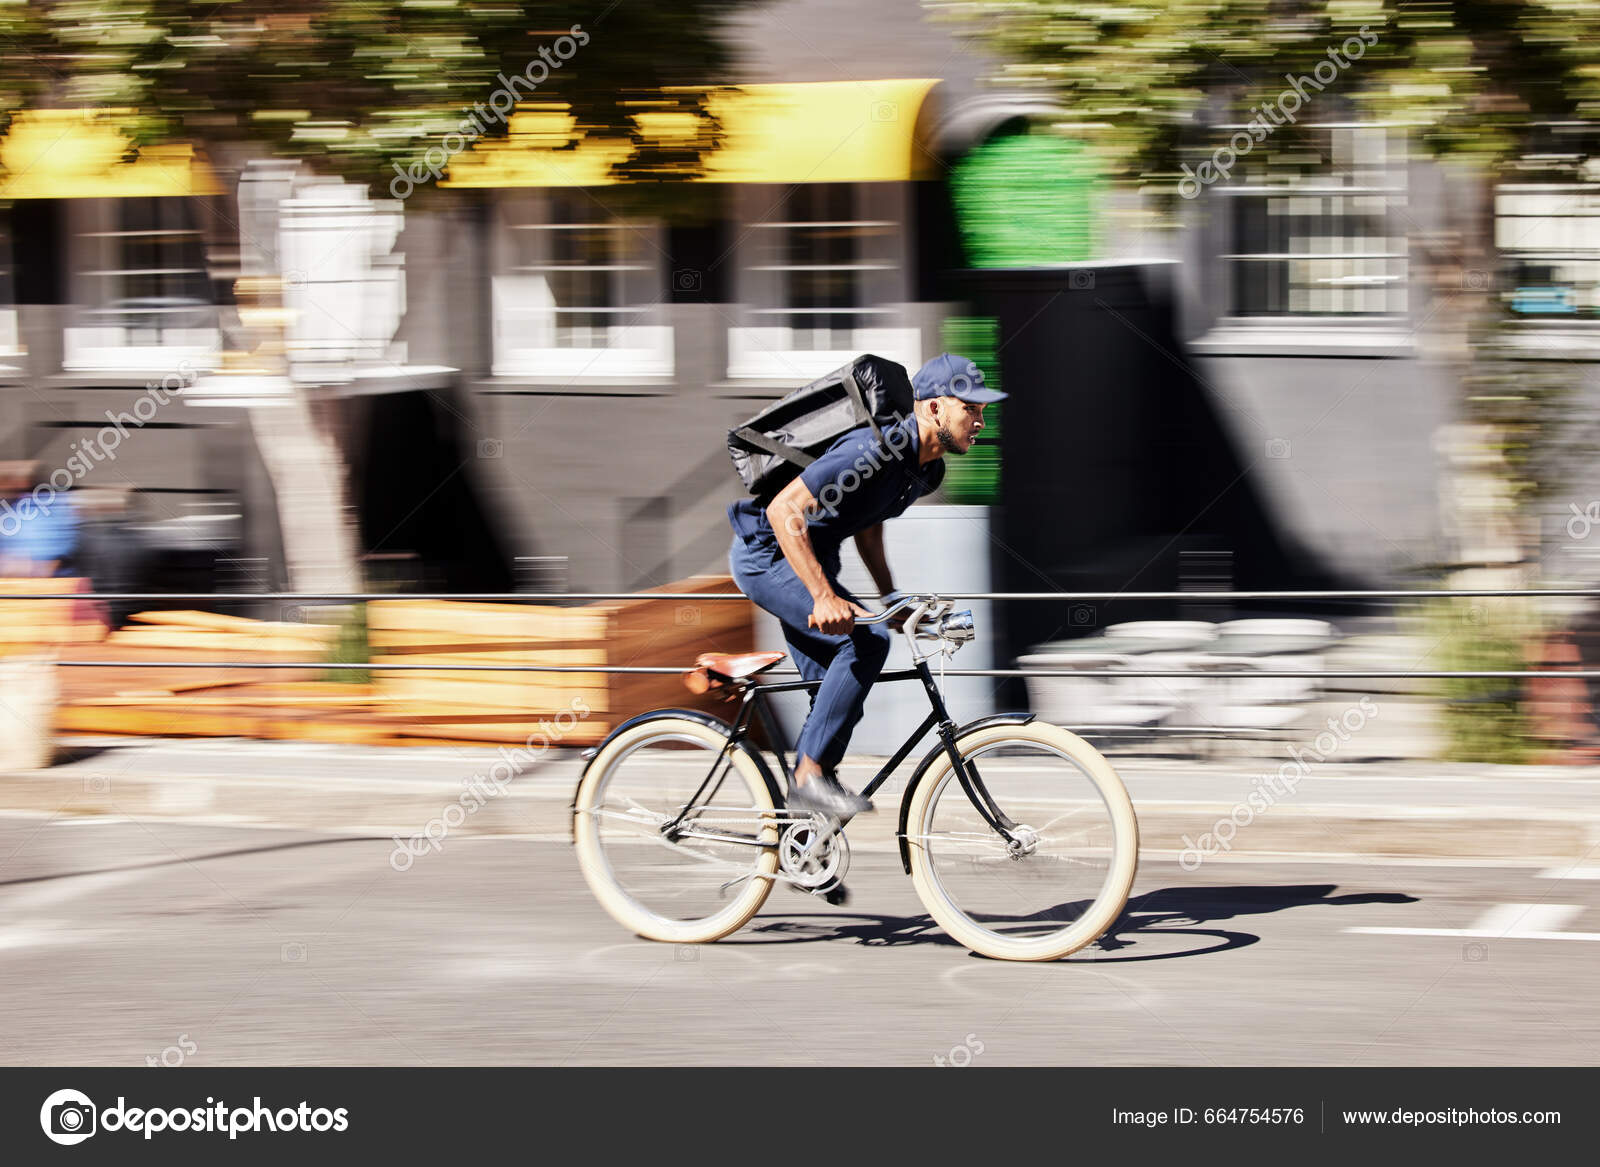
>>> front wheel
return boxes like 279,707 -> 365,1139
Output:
903,722 -> 1138,961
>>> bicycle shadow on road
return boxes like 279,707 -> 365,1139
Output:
735,906 -> 968,949
1076,884 -> 1419,963
733,884 -> 1417,961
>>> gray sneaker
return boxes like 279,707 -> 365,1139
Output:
785,772 -> 873,820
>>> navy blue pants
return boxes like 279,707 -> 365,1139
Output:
728,534 -> 891,770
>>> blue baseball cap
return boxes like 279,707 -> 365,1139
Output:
911,353 -> 1006,403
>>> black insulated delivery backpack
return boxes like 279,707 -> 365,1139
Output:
727,354 -> 915,503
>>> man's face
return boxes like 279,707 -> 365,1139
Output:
934,397 -> 987,455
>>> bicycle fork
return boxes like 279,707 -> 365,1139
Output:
913,662 -> 1022,848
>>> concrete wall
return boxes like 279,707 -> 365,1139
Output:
1189,351 -> 1452,582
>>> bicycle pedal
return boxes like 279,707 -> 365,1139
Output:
787,880 -> 849,905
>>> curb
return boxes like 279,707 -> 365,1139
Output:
4,766 -> 1597,864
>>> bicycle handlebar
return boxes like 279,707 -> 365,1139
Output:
802,594 -> 974,654
801,593 -> 932,628
853,594 -> 926,626
806,593 -> 964,633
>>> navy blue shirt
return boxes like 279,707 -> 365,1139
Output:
728,414 -> 944,569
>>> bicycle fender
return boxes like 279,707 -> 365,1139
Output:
895,713 -> 1036,874
571,707 -> 783,843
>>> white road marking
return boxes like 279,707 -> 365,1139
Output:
1538,866 -> 1600,880
1347,902 -> 1600,941
1472,903 -> 1582,935
0,923 -> 84,952
1136,849 -> 1554,870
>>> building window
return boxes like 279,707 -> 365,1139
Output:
88,197 -> 214,340
1221,126 -> 1408,318
1496,183 -> 1600,316
730,182 -> 918,378
63,196 -> 221,372
492,189 -> 670,378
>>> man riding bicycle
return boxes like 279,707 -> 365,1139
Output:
726,353 -> 1005,820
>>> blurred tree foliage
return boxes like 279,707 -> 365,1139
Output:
951,133 -> 1099,265
0,0 -> 762,197
925,0 -> 1600,184
1423,595 -> 1537,762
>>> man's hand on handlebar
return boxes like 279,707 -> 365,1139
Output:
807,592 -> 873,635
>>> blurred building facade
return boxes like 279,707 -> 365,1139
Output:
0,0 -> 1595,625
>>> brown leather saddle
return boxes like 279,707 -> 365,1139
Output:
682,650 -> 786,694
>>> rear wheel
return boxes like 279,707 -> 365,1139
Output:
904,722 -> 1138,961
573,715 -> 779,944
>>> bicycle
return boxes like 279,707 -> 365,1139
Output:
571,594 -> 1139,961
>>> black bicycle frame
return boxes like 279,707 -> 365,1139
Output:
669,659 -> 1020,845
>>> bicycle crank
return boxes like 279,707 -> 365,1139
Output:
779,819 -> 850,892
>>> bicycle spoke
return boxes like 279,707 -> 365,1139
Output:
915,733 -> 1129,951
576,724 -> 777,931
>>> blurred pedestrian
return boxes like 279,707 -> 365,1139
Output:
0,460 -> 80,578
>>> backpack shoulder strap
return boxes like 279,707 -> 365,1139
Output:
729,425 -> 817,469
842,369 -> 884,443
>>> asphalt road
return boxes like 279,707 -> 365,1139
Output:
2,813 -> 1598,1066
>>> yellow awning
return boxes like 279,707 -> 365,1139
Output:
443,79 -> 943,188
0,109 -> 224,199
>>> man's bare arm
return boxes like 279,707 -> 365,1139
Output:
853,523 -> 909,630
766,477 -> 870,634
853,523 -> 894,597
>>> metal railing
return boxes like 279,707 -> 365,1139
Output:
16,587 -> 1598,679
9,589 -> 1600,601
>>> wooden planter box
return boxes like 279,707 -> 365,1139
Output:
368,576 -> 755,745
